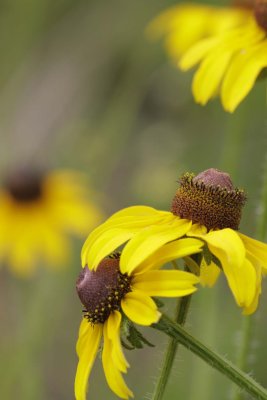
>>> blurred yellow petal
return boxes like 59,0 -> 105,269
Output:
120,218 -> 191,274
121,290 -> 161,326
107,311 -> 129,373
239,232 -> 267,272
132,270 -> 199,297
75,323 -> 102,400
102,323 -> 133,399
179,37 -> 218,70
222,41 -> 267,112
147,4 -> 250,58
200,260 -> 221,287
134,237 -> 203,274
192,47 -> 234,104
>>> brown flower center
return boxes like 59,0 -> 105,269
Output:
4,169 -> 43,202
171,168 -> 246,230
76,254 -> 132,324
254,0 -> 267,31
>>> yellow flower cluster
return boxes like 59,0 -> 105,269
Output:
148,2 -> 267,112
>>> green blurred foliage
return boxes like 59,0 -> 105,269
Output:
0,0 -> 267,399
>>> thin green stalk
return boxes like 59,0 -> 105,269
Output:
152,295 -> 191,400
153,314 -> 267,400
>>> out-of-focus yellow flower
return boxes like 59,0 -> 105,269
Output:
76,244 -> 201,399
82,168 -> 267,315
148,1 -> 267,112
0,168 -> 102,276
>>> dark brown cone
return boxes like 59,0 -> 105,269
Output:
171,169 -> 246,230
4,168 -> 43,202
254,0 -> 267,31
76,256 -> 131,324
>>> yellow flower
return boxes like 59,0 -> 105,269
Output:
148,1 -> 267,112
0,168 -> 102,276
76,245 -> 201,399
82,168 -> 267,315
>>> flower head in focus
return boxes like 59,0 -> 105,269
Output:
0,167 -> 102,276
82,168 -> 267,315
75,246 -> 201,399
148,1 -> 267,112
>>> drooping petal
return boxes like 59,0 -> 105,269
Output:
191,228 -> 246,268
242,257 -> 262,315
238,232 -> 267,272
222,258 -> 257,309
76,318 -> 91,357
106,311 -> 129,373
134,237 -> 204,274
199,260 -> 221,287
222,41 -> 267,112
132,270 -> 199,297
81,206 -> 171,268
195,229 -> 256,308
75,323 -> 102,400
121,290 -> 161,326
120,218 -> 191,275
102,323 -> 133,399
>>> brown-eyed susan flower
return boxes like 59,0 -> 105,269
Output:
75,244 -> 201,399
147,1 -> 267,112
0,167 -> 102,276
82,168 -> 267,315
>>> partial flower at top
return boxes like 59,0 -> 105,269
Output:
82,168 -> 267,315
0,167 -> 102,276
75,243 -> 201,399
147,1 -> 267,112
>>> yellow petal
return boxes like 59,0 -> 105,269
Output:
188,224 -> 207,235
106,311 -> 129,373
239,232 -> 267,272
198,229 -> 256,308
179,37 -> 219,70
192,47 -> 233,105
132,270 -> 199,297
121,290 -> 161,326
83,228 -> 135,270
200,260 -> 221,287
242,258 -> 262,315
134,237 -> 203,274
76,318 -> 91,357
102,323 -> 133,399
105,205 -> 169,220
222,40 -> 267,112
81,206 -> 171,268
120,218 -> 191,274
192,228 -> 246,268
75,323 -> 102,400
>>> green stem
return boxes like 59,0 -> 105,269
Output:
153,314 -> 267,400
151,295 -> 191,400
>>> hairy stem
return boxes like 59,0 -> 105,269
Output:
153,314 -> 267,400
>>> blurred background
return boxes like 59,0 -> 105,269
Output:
0,0 -> 267,399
